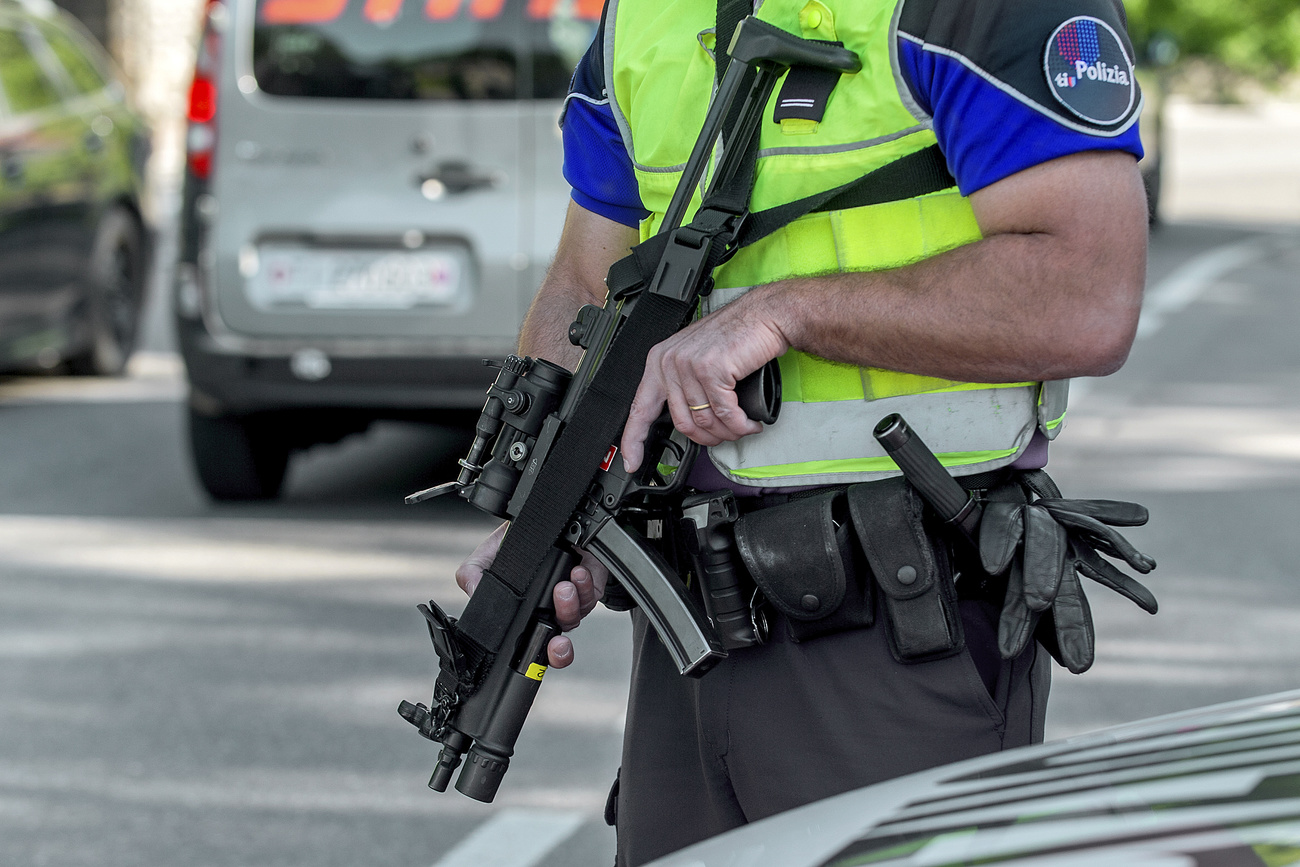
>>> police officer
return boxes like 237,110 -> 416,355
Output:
457,0 -> 1155,863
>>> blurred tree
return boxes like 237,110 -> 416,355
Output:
1125,0 -> 1300,79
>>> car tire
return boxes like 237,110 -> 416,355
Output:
188,409 -> 291,501
68,207 -> 145,376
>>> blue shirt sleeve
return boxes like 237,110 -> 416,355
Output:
560,32 -> 647,228
559,3 -> 1145,218
898,39 -> 1143,196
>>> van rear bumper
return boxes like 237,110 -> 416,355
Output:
179,326 -> 500,418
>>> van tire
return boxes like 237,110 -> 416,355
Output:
188,409 -> 291,500
68,207 -> 145,376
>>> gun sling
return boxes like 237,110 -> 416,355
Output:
451,17 -> 960,692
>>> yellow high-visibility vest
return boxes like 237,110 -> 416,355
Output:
605,0 -> 1067,486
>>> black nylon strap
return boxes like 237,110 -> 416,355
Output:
455,290 -> 693,657
736,144 -> 956,250
773,62 -> 841,123
715,0 -> 750,84
609,145 -> 955,295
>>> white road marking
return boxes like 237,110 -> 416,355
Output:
0,762 -> 606,817
431,809 -> 586,867
1135,236 -> 1275,339
1073,233 -> 1285,405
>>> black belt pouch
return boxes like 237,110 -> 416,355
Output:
848,478 -> 963,663
733,490 -> 873,642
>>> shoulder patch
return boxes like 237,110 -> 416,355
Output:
1044,16 -> 1135,125
898,0 -> 1142,135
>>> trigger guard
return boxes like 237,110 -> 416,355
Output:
653,439 -> 700,492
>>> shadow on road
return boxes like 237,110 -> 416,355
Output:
0,386 -> 480,523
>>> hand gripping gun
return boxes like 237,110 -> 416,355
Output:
397,18 -> 861,803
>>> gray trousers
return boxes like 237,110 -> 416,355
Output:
612,599 -> 1050,866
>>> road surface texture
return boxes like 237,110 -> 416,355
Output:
1,101 -> 1299,865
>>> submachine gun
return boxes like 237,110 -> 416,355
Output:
397,18 -> 862,802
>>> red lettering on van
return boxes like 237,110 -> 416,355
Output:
364,0 -> 404,23
425,0 -> 460,19
259,0 -> 347,24
469,0 -> 506,18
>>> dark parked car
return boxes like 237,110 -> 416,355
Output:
649,689 -> 1300,866
0,0 -> 151,375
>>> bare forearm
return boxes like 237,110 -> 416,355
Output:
747,151 -> 1148,382
517,273 -> 590,370
764,229 -> 1143,382
517,202 -> 637,371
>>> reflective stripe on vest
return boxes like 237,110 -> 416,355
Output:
606,0 -> 1068,486
712,384 -> 1040,486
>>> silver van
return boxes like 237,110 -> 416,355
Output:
174,0 -> 597,499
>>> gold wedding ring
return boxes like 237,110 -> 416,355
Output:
688,402 -> 712,411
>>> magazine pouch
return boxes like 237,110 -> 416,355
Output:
848,478 -> 963,662
733,490 -> 872,642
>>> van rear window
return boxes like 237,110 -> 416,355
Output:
252,0 -> 598,100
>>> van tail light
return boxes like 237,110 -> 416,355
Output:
188,77 -> 216,123
186,1 -> 225,180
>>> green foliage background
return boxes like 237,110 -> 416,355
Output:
1124,0 -> 1300,79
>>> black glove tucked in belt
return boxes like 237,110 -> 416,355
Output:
978,470 -> 1157,674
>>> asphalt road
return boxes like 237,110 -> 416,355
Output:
2,219 -> 1299,866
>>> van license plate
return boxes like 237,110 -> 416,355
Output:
246,246 -> 466,310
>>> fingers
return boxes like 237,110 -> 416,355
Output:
660,348 -> 762,447
553,556 -> 608,633
1044,506 -> 1156,573
554,565 -> 599,631
576,548 -> 611,598
997,559 -> 1036,660
548,556 -> 610,668
455,522 -> 509,596
622,363 -> 762,472
1037,497 -> 1148,527
980,502 -> 1024,575
1073,542 -> 1159,614
668,393 -> 762,449
621,307 -> 782,472
621,376 -> 664,473
1021,503 -> 1067,611
547,635 -> 575,668
1050,566 -> 1095,674
660,339 -> 764,445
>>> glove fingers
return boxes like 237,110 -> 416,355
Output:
1038,498 -> 1149,527
1021,503 -> 1067,612
1042,507 -> 1156,573
998,559 -> 1036,660
1074,542 -> 1159,614
1052,565 -> 1095,674
980,501 -> 1025,576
